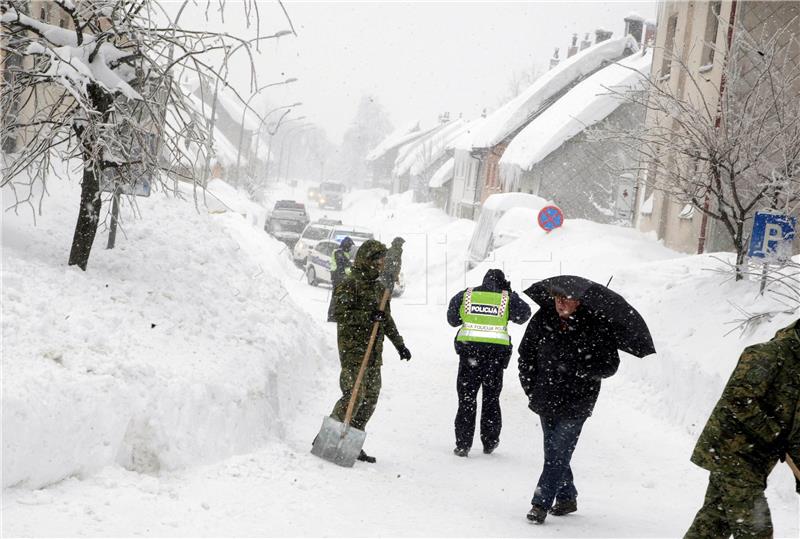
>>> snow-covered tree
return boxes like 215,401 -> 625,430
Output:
1,0 -> 291,270
336,94 -> 393,186
598,22 -> 800,280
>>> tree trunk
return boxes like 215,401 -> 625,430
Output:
734,220 -> 746,281
67,162 -> 102,270
68,82 -> 112,271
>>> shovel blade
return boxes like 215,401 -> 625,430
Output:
310,416 -> 366,468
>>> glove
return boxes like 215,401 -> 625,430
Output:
370,310 -> 387,322
397,345 -> 412,361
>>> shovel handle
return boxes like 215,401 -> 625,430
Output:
787,455 -> 800,481
343,288 -> 392,428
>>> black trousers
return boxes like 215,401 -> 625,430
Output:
454,353 -> 505,450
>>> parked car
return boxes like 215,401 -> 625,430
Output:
304,240 -> 339,286
264,200 -> 309,248
318,182 -> 346,210
292,220 -> 338,266
304,227 -> 374,286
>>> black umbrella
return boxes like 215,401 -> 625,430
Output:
524,275 -> 656,358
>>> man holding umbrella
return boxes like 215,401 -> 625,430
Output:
518,275 -> 655,524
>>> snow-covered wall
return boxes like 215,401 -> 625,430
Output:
1,176 -> 331,488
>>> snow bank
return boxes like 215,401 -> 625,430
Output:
1,175 -> 330,489
500,50 -> 652,176
469,216 -> 799,436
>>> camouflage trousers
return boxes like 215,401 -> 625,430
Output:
330,352 -> 382,431
684,472 -> 773,539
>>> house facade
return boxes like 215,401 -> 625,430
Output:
635,0 -> 800,254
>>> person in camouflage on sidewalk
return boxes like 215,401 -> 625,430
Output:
330,239 -> 412,463
685,319 -> 800,539
380,237 -> 405,292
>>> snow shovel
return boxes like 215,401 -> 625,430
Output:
311,288 -> 391,467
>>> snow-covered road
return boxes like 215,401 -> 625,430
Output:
3,182 -> 798,537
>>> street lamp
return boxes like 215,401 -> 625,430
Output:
234,78 -> 299,180
255,103 -> 303,180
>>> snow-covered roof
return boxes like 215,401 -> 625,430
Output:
393,119 -> 468,177
452,116 -> 489,151
464,35 -> 639,150
428,157 -> 455,188
366,121 -> 428,162
500,51 -> 652,175
216,88 -> 261,131
183,93 -> 239,168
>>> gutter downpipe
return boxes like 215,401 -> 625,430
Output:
697,0 -> 737,254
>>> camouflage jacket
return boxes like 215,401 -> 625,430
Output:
691,320 -> 800,484
334,240 -> 404,365
382,244 -> 403,284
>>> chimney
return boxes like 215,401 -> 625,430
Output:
644,20 -> 657,48
549,47 -> 560,70
580,32 -> 592,51
624,12 -> 645,45
595,28 -> 613,43
567,33 -> 579,58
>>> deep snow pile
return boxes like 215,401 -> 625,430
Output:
471,210 -> 799,443
1,175 -> 331,489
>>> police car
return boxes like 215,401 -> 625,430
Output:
303,226 -> 372,286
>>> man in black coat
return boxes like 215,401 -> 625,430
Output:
447,269 -> 531,457
518,292 -> 620,524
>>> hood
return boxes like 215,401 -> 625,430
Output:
353,239 -> 387,280
391,237 -> 405,247
482,269 -> 509,291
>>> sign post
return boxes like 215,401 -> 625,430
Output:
537,205 -> 564,233
747,211 -> 796,294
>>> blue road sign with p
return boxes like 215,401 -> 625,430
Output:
748,211 -> 796,262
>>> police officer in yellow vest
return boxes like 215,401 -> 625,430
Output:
327,236 -> 355,322
447,269 -> 531,457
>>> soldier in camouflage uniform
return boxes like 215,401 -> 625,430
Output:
380,237 -> 405,292
331,239 -> 412,463
685,320 -> 800,539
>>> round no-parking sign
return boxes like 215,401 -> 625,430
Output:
537,205 -> 564,232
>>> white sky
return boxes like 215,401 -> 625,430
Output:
206,1 -> 659,143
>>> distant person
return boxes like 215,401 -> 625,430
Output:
684,320 -> 800,539
518,288 -> 621,524
381,237 -> 405,292
447,269 -> 530,457
327,236 -> 354,322
330,239 -> 412,463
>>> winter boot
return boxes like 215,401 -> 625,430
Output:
482,441 -> 499,455
357,450 -> 376,463
550,498 -> 577,516
453,447 -> 469,458
527,504 -> 547,524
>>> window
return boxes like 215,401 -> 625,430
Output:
302,226 -> 330,241
701,2 -> 721,68
660,14 -> 678,79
